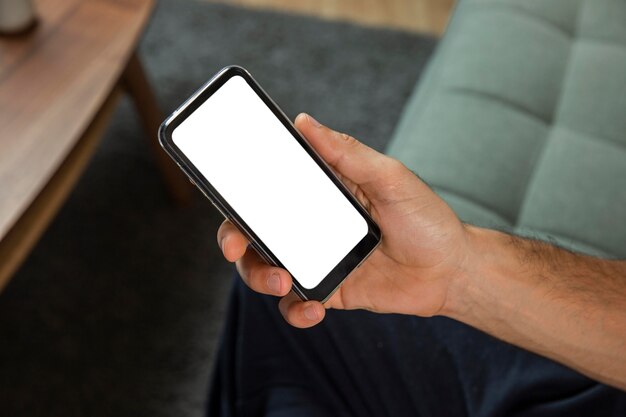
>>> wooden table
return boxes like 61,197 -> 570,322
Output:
0,0 -> 191,291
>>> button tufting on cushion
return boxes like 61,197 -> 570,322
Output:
387,0 -> 626,258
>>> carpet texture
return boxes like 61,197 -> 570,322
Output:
0,1 -> 435,415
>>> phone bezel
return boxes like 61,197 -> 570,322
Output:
158,65 -> 381,302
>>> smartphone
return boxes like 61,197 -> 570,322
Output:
159,66 -> 381,302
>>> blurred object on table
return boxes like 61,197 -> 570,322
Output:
0,0 -> 37,35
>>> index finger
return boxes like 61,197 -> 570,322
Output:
217,220 -> 249,262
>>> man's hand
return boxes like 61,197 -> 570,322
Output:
217,113 -> 470,328
217,113 -> 626,390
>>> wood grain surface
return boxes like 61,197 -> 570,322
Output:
203,0 -> 456,35
0,0 -> 156,290
0,0 -> 154,243
0,86 -> 123,291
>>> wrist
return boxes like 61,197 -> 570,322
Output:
439,224 -> 508,321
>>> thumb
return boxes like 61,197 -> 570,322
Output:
294,113 -> 396,199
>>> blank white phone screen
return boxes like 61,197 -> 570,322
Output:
172,76 -> 368,289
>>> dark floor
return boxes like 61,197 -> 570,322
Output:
0,1 -> 435,415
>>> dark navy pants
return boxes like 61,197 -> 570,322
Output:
207,277 -> 626,416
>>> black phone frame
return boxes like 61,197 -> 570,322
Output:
158,65 -> 381,302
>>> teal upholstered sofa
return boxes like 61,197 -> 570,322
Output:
387,0 -> 626,258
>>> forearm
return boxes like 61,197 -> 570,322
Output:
445,226 -> 626,390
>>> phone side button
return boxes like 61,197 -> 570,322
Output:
188,179 -> 230,220
211,201 -> 230,220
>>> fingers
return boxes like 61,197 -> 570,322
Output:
218,220 -> 291,296
218,220 -> 325,327
235,247 -> 291,297
217,220 -> 249,262
294,113 -> 398,201
278,292 -> 326,328
234,247 -> 325,327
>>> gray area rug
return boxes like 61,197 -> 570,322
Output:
0,1 -> 435,415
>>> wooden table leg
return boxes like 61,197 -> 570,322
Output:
121,51 -> 192,205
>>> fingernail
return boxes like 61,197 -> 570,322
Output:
307,114 -> 321,128
304,305 -> 319,321
267,272 -> 281,294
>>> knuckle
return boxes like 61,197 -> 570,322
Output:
249,266 -> 266,287
340,132 -> 359,147
386,157 -> 405,171
384,157 -> 408,178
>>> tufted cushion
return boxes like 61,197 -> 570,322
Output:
387,0 -> 626,258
